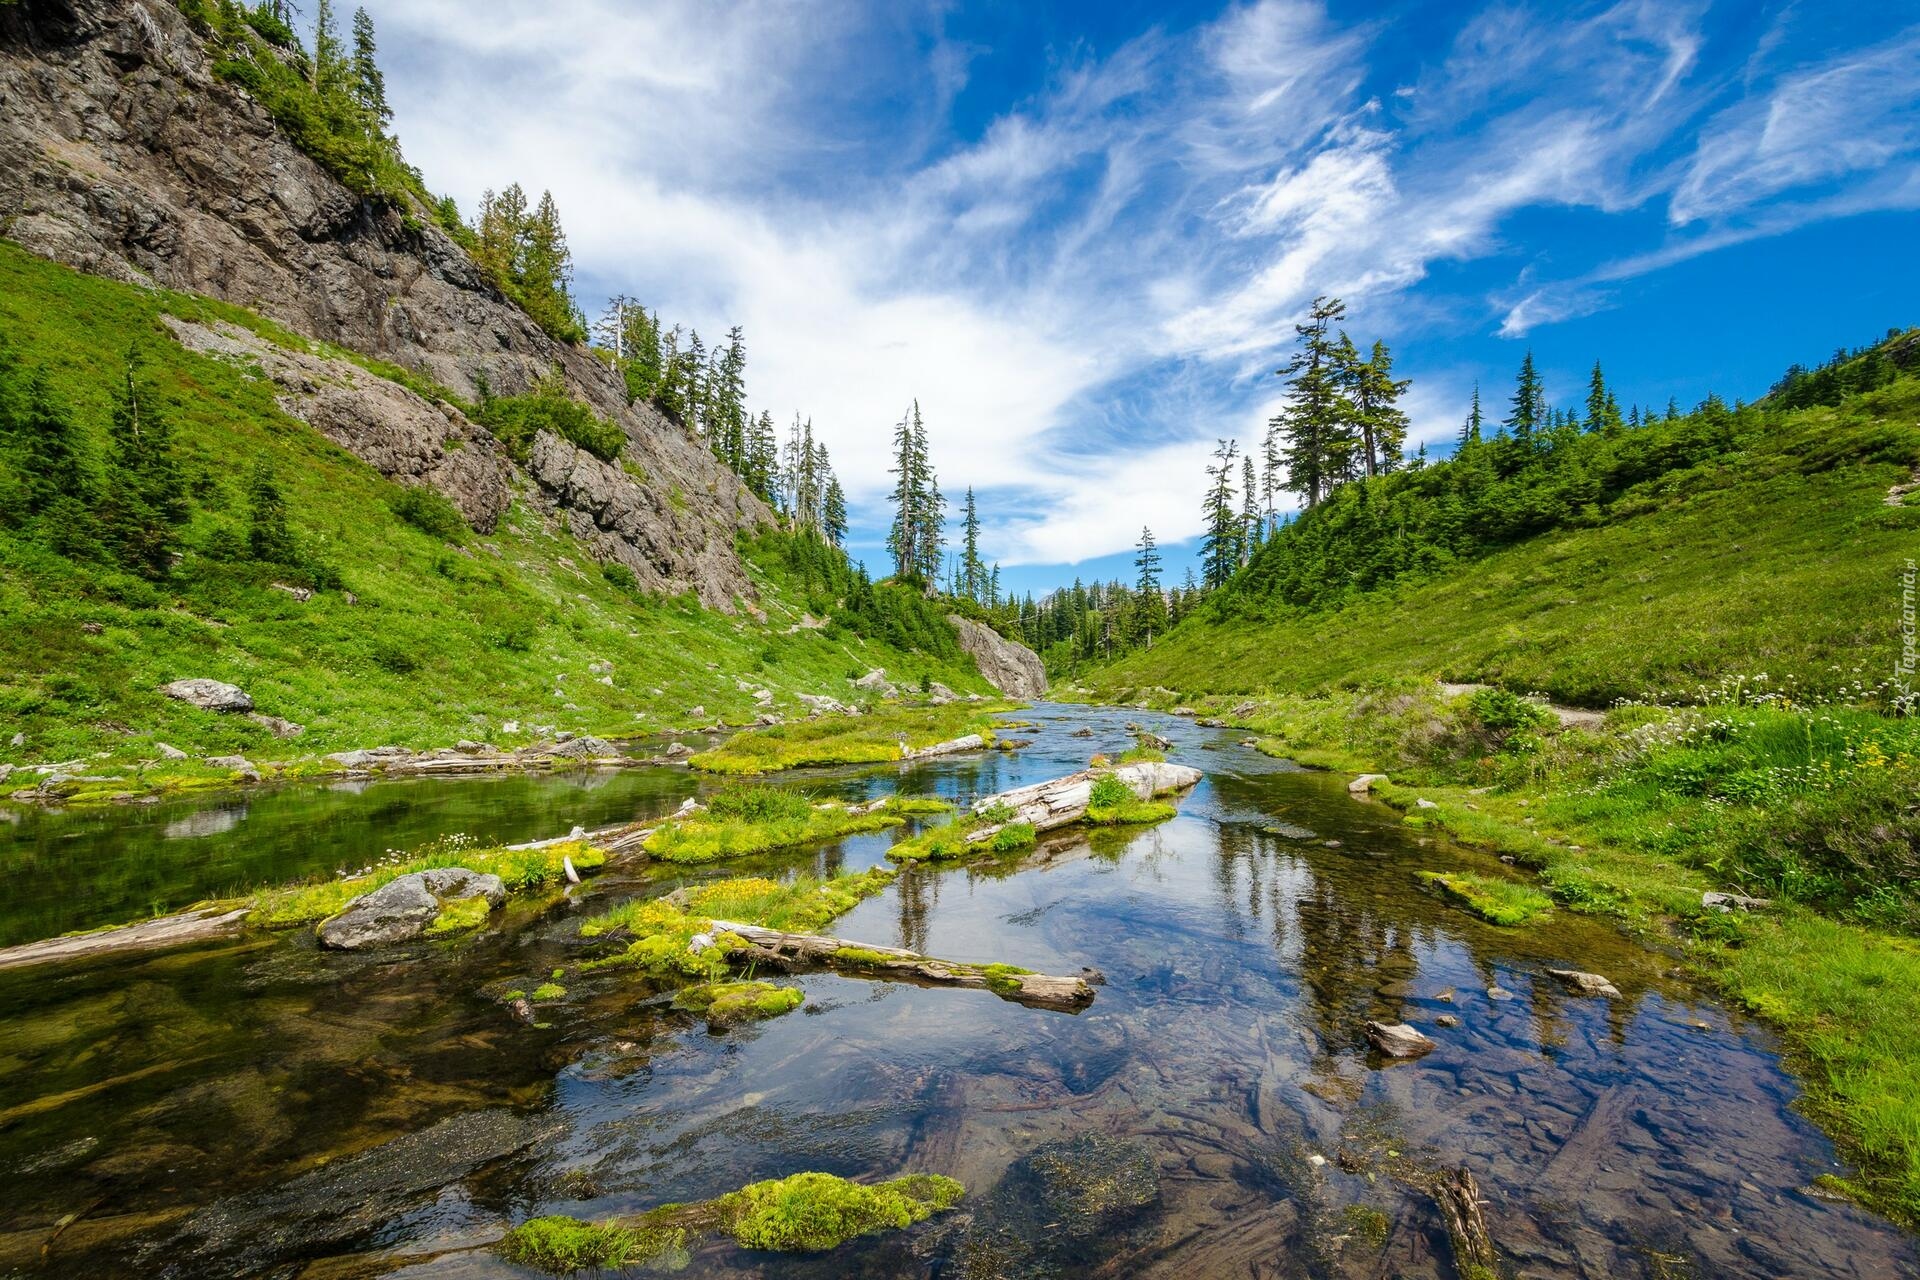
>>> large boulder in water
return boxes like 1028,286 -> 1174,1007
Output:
948,615 -> 1047,698
317,868 -> 505,950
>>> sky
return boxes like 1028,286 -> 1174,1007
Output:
361,0 -> 1920,596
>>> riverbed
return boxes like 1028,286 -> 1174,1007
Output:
0,704 -> 1908,1277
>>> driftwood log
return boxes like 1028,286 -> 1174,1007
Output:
1433,1166 -> 1497,1278
711,920 -> 1099,1010
0,907 -> 251,971
962,760 -> 1202,844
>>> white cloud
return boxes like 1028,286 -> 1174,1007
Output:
357,0 -> 1918,577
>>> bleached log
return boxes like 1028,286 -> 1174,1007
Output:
961,760 -> 1202,845
0,907 -> 251,971
710,920 -> 1097,1010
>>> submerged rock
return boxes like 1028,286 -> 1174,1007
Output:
162,678 -> 252,713
317,867 -> 505,949
1547,968 -> 1622,998
1366,1021 -> 1437,1059
954,1133 -> 1161,1278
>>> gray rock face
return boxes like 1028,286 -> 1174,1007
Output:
316,867 -> 505,950
948,615 -> 1047,698
0,0 -> 768,608
162,678 -> 252,713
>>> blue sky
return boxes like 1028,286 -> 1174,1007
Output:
363,0 -> 1920,596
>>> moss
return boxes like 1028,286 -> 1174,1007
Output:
530,982 -> 567,1001
499,1215 -> 646,1275
687,703 -> 1014,774
675,980 -> 805,1026
1085,798 -> 1177,826
886,818 -> 1036,863
1416,870 -> 1554,926
1116,744 -> 1167,763
642,798 -> 901,865
885,795 -> 956,815
714,1171 -> 965,1252
981,963 -> 1033,996
831,946 -> 897,968
424,894 -> 493,936
1341,1203 -> 1390,1247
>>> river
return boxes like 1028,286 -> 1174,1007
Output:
0,704 -> 1907,1277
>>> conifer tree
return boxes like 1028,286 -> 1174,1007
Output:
1273,295 -> 1357,508
246,461 -> 296,564
1586,360 -> 1623,435
99,349 -> 187,578
1507,351 -> 1544,443
1240,454 -> 1260,562
1201,438 -> 1240,589
908,402 -> 944,582
312,0 -> 347,97
1134,526 -> 1160,594
823,473 -> 847,548
887,404 -> 920,578
1349,338 -> 1410,476
959,487 -> 985,601
1458,383 -> 1484,449
349,8 -> 390,128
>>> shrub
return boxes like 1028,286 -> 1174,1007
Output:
388,484 -> 468,542
477,369 -> 624,462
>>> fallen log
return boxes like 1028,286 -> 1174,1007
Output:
0,907 -> 251,972
968,759 -> 1202,840
710,920 -> 1098,1011
901,732 -> 988,761
1433,1167 -> 1497,1279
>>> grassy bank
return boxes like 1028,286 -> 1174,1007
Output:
687,701 -> 1014,774
1117,680 -> 1920,1223
0,242 -> 990,780
640,785 -> 908,863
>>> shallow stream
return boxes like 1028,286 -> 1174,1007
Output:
0,704 -> 1909,1277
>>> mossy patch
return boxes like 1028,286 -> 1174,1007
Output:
675,980 -> 805,1026
688,703 -> 1014,774
642,787 -> 901,864
1416,871 -> 1554,926
499,1215 -> 652,1274
424,894 -> 493,936
714,1170 -> 965,1252
530,981 -> 567,1001
886,818 -> 1037,863
246,838 -> 604,927
981,963 -> 1034,996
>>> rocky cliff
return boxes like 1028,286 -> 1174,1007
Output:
0,0 -> 767,605
949,615 -> 1047,699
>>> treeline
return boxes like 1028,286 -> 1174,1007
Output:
1769,330 -> 1911,411
1212,323 -> 1920,619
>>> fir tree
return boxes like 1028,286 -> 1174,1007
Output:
1507,351 -> 1544,443
823,473 -> 848,548
246,461 -> 296,564
99,349 -> 187,578
1201,438 -> 1240,589
1586,360 -> 1623,435
1458,383 -> 1484,449
1240,453 -> 1260,563
959,486 -> 985,601
1133,525 -> 1161,594
349,8 -> 390,128
1350,338 -> 1410,476
1273,295 -> 1357,508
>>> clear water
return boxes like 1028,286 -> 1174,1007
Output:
0,705 -> 1909,1278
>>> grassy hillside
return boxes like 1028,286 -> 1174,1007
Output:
1092,368 -> 1919,707
1077,358 -> 1920,1223
0,242 -> 989,772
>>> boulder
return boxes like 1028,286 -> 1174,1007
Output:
1348,773 -> 1387,794
796,692 -> 849,716
1547,968 -> 1622,998
1703,890 -> 1772,913
203,755 -> 261,782
664,742 -> 693,758
852,668 -> 897,698
163,679 -> 253,713
1366,1021 -> 1437,1058
248,713 -> 305,738
947,614 -> 1047,698
317,868 -> 505,950
154,742 -> 188,761
541,735 -> 616,761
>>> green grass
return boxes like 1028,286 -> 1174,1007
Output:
499,1215 -> 653,1275
1415,870 -> 1554,926
1090,376 -> 1920,709
0,242 -> 991,775
687,702 -> 1012,774
1083,773 -> 1177,826
886,818 -> 1037,863
641,787 -> 903,864
245,835 -> 601,926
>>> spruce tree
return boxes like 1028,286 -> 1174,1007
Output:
887,404 -> 918,578
1273,296 -> 1357,508
349,8 -> 390,128
1134,525 -> 1160,594
960,487 -> 984,601
1458,382 -> 1484,449
1507,351 -> 1544,443
247,461 -> 296,564
823,474 -> 847,548
909,402 -> 943,582
1586,360 -> 1622,434
1201,438 -> 1240,589
100,349 -> 187,578
1239,454 -> 1260,562
1350,339 -> 1410,476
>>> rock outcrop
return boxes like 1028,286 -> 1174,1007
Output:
162,678 -> 252,713
0,0 -> 767,606
948,615 -> 1047,699
317,867 -> 505,950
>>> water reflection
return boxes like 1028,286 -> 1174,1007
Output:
0,706 -> 1909,1278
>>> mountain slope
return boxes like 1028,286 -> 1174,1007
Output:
0,0 -> 762,605
0,243 -> 994,768
1091,363 -> 1920,707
